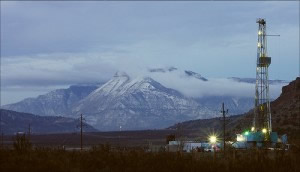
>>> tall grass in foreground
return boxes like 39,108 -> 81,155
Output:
0,144 -> 299,172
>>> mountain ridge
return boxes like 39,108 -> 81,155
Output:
2,84 -> 100,116
0,109 -> 97,134
1,69 -> 288,131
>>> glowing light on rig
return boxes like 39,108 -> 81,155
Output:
262,128 -> 267,134
257,42 -> 262,47
209,135 -> 217,144
251,127 -> 255,132
258,30 -> 262,35
244,131 -> 249,136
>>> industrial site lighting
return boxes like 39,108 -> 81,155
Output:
258,30 -> 262,35
209,135 -> 217,144
244,131 -> 249,136
262,128 -> 267,134
236,134 -> 245,142
251,127 -> 255,132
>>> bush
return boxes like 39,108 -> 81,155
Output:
13,134 -> 32,153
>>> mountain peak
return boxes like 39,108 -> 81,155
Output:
148,67 -> 178,73
114,71 -> 129,78
281,77 -> 300,96
184,70 -> 208,81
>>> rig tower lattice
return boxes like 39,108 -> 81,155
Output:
253,18 -> 272,140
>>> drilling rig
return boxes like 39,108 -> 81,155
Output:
233,19 -> 287,149
246,18 -> 278,147
252,18 -> 272,141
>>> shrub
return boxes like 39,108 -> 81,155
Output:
13,134 -> 32,153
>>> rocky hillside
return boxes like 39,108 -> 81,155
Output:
271,77 -> 300,130
168,77 -> 300,141
233,77 -> 300,135
0,109 -> 97,134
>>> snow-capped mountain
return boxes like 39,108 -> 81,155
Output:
2,84 -> 100,116
72,72 -> 214,130
2,68 -> 288,131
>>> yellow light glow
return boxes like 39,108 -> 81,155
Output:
258,42 -> 261,47
262,128 -> 267,134
209,135 -> 217,144
251,127 -> 255,132
258,30 -> 262,35
236,134 -> 245,142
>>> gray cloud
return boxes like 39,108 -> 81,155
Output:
1,1 -> 298,105
1,53 -> 118,87
0,51 -> 288,105
146,69 -> 285,99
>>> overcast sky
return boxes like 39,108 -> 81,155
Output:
1,1 -> 299,105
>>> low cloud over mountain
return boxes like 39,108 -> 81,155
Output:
2,69 -> 288,131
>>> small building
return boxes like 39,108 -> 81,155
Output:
232,131 -> 288,149
166,141 -> 219,152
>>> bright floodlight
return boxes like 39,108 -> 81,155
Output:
209,135 -> 217,144
251,127 -> 255,132
258,30 -> 262,35
236,134 -> 245,142
262,128 -> 267,134
244,131 -> 249,136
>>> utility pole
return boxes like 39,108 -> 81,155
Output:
0,111 -> 2,148
221,103 -> 228,156
177,124 -> 183,152
80,114 -> 83,151
28,124 -> 31,142
0,128 -> 2,148
77,114 -> 87,151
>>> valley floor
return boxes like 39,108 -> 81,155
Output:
0,146 -> 299,172
1,129 -> 214,149
2,129 -> 300,149
1,129 -> 300,172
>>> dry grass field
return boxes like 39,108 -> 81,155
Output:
1,144 -> 299,172
1,134 -> 300,172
